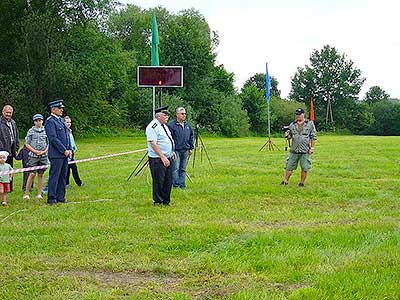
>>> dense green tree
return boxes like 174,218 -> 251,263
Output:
242,73 -> 281,98
290,45 -> 365,130
0,0 -> 131,134
240,84 -> 268,135
344,102 -> 375,134
368,100 -> 400,135
363,85 -> 390,104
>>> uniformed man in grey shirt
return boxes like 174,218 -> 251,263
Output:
281,108 -> 317,187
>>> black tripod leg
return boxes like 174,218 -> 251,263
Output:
136,159 -> 149,176
198,133 -> 214,169
259,142 -> 268,151
192,132 -> 199,168
127,151 -> 148,181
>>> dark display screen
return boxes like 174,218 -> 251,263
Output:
138,66 -> 183,87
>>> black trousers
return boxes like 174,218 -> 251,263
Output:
22,171 -> 31,190
149,157 -> 172,204
67,159 -> 82,186
6,155 -> 14,192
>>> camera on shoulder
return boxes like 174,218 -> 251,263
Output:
281,125 -> 290,132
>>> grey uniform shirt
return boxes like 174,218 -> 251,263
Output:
288,119 -> 317,154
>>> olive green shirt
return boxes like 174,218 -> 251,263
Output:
288,119 -> 317,154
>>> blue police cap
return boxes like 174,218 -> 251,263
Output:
48,99 -> 65,109
32,113 -> 44,121
155,105 -> 169,115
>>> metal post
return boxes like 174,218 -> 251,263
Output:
268,101 -> 271,139
152,86 -> 156,118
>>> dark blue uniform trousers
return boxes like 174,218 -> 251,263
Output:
149,157 -> 173,205
48,158 -> 68,204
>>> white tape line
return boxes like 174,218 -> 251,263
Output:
1,209 -> 28,223
66,199 -> 114,204
0,148 -> 147,176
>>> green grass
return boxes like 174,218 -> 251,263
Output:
1,135 -> 399,299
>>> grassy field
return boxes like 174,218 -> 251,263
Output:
1,135 -> 399,299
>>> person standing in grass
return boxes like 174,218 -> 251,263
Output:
281,108 -> 317,187
64,116 -> 84,188
0,151 -> 13,207
0,105 -> 19,192
146,106 -> 176,206
168,107 -> 194,189
23,114 -> 49,200
45,100 -> 72,205
16,145 -> 32,191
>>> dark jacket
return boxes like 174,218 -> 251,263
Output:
0,116 -> 19,157
16,146 -> 30,167
167,120 -> 194,151
44,115 -> 71,159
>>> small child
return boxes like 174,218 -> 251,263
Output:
64,116 -> 85,187
0,151 -> 13,207
16,145 -> 32,191
23,114 -> 49,200
65,116 -> 84,187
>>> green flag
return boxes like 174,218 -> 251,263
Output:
151,11 -> 160,66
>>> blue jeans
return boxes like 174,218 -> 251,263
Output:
172,150 -> 190,188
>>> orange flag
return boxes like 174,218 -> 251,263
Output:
310,97 -> 315,122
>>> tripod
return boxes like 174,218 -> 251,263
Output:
259,137 -> 280,151
192,124 -> 213,169
127,151 -> 149,181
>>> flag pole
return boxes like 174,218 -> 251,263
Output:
259,62 -> 279,151
152,86 -> 156,118
151,10 -> 159,118
268,94 -> 271,140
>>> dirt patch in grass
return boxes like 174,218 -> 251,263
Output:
59,270 -> 182,290
233,218 -> 362,231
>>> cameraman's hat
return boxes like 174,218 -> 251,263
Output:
295,108 -> 305,115
48,99 -> 65,110
155,105 -> 170,115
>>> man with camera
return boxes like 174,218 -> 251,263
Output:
281,108 -> 317,187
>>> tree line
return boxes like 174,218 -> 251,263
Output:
1,1 -> 399,137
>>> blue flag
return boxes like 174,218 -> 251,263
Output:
266,63 -> 271,103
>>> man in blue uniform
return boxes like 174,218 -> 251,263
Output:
168,107 -> 194,189
145,106 -> 176,205
44,100 -> 72,205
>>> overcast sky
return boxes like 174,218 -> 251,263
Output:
120,0 -> 400,99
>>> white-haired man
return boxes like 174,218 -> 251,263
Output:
0,105 -> 19,191
146,106 -> 176,206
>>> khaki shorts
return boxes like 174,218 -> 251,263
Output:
27,156 -> 49,174
286,153 -> 312,172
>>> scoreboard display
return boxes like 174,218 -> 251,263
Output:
137,66 -> 183,87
